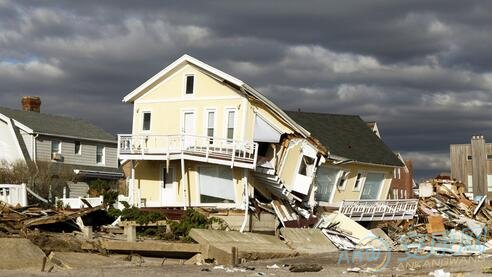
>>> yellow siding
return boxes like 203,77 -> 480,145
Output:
131,63 -> 296,142
134,160 -> 246,207
325,163 -> 394,204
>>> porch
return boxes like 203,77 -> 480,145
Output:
118,134 -> 258,169
338,199 -> 418,221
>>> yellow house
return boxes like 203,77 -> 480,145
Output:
118,55 -> 324,223
287,112 -> 403,205
118,54 -> 405,224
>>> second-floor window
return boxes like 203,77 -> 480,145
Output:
96,145 -> 105,165
142,112 -> 151,131
206,110 -> 215,144
185,75 -> 194,94
75,141 -> 81,155
226,110 -> 235,140
51,140 -> 61,154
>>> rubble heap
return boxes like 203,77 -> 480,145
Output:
0,201 -> 103,235
317,177 -> 492,255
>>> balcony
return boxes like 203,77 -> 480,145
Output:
118,134 -> 259,169
338,199 -> 418,221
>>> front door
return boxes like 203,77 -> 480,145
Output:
161,167 -> 176,206
183,111 -> 196,148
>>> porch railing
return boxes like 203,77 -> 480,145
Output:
338,199 -> 418,221
118,134 -> 258,168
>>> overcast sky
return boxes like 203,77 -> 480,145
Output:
1,0 -> 491,179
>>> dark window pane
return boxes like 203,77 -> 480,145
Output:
143,113 -> 151,131
75,141 -> 81,154
186,75 -> 194,94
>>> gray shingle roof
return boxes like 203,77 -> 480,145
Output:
0,106 -> 116,142
285,111 -> 403,167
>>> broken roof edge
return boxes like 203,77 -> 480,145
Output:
327,154 -> 404,168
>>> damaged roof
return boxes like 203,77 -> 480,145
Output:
285,111 -> 403,167
0,106 -> 116,143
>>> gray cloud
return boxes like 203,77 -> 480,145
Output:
1,0 -> 492,179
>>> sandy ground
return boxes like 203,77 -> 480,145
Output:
0,252 -> 491,276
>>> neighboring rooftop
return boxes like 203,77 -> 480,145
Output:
0,106 -> 116,142
285,111 -> 403,167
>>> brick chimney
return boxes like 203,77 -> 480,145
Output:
21,96 -> 41,112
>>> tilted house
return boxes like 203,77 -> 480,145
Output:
286,112 -> 403,204
0,98 -> 122,184
119,54 -> 409,224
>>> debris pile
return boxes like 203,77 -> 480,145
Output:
0,200 -> 103,235
316,177 -> 492,255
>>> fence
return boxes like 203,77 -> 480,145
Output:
56,196 -> 104,209
0,183 -> 28,207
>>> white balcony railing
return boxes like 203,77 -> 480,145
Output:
118,134 -> 259,169
338,199 -> 418,221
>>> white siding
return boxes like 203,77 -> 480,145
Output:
36,135 -> 118,169
0,119 -> 24,163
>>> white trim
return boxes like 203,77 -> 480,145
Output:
183,73 -> 196,96
336,169 -> 349,191
135,95 -> 242,104
6,118 -> 26,162
352,172 -> 365,192
0,113 -> 33,134
224,107 -> 237,140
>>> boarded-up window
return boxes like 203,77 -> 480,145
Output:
360,172 -> 384,199
199,166 -> 235,203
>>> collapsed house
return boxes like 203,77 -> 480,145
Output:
117,54 -> 405,227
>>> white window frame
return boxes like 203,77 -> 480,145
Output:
224,107 -> 237,141
358,171 -> 387,200
183,74 -> 196,96
315,165 -> 341,205
141,111 -> 152,132
353,172 -> 365,192
74,141 -> 82,155
204,108 -> 217,138
96,145 -> 105,165
336,170 -> 350,191
51,140 -> 61,154
196,165 -> 237,208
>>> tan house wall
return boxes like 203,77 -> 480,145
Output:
133,159 -> 248,208
324,163 -> 394,204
